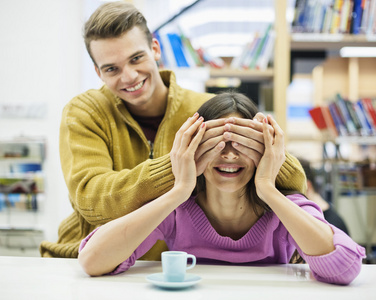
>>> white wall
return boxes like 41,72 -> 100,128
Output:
0,0 -> 199,247
0,0 -> 88,242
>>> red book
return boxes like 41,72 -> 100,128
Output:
361,98 -> 376,129
309,106 -> 338,138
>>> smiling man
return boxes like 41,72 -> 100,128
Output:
39,1 -> 306,259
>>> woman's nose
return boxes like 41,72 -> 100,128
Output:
221,142 -> 239,159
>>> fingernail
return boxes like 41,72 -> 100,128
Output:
193,112 -> 199,117
233,142 -> 239,147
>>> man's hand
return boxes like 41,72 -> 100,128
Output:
194,119 -> 226,176
194,114 -> 275,176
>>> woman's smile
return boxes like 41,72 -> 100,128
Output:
214,164 -> 244,177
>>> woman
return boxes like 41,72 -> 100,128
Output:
78,92 -> 365,285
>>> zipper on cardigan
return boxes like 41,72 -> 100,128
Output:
148,140 -> 154,159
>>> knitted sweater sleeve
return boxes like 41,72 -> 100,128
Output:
276,152 -> 307,194
59,94 -> 175,226
287,195 -> 366,285
79,210 -> 176,275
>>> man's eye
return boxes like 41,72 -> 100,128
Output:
132,55 -> 143,63
105,67 -> 117,73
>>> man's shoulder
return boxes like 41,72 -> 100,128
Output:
65,85 -> 116,110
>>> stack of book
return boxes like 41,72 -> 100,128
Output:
230,24 -> 275,70
309,94 -> 376,138
153,23 -> 275,71
153,29 -> 225,69
292,0 -> 376,35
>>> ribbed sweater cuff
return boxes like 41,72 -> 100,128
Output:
276,153 -> 307,193
304,241 -> 365,285
149,155 -> 174,191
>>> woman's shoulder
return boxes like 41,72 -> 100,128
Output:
284,192 -> 324,216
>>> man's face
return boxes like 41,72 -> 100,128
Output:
91,26 -> 163,115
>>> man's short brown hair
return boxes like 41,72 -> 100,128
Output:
84,1 -> 153,65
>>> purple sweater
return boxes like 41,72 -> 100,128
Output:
80,194 -> 365,285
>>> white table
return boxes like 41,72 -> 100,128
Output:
0,256 -> 375,300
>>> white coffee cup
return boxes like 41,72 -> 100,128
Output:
161,251 -> 196,282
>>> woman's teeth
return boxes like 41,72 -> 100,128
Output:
125,80 -> 144,92
218,167 -> 240,173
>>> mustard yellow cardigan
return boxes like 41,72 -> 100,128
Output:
40,70 -> 306,258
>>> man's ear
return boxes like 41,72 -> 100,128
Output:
151,38 -> 161,61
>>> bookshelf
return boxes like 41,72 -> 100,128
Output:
155,0 -> 376,138
285,1 -> 376,257
0,137 -> 46,251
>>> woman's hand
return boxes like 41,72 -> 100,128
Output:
170,113 -> 206,198
255,115 -> 285,201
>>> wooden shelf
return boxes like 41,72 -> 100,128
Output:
335,136 -> 376,145
209,68 -> 274,81
291,33 -> 376,50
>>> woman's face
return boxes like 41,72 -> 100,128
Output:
203,113 -> 255,194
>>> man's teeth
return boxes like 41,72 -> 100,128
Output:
125,81 -> 144,92
218,167 -> 240,173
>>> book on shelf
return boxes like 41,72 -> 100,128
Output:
153,29 -> 223,69
167,33 -> 190,67
361,98 -> 376,129
0,178 -> 42,194
354,99 -> 375,135
231,23 -> 274,70
0,193 -> 39,211
328,102 -> 349,136
335,93 -> 358,135
309,94 -> 376,137
308,106 -> 338,138
292,0 -> 376,35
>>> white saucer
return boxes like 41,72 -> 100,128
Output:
146,273 -> 202,289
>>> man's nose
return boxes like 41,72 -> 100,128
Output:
120,65 -> 138,83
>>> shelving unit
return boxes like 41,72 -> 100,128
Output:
0,137 -> 46,252
327,137 -> 376,257
155,0 -> 291,132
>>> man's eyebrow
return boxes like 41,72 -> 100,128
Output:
130,50 -> 145,59
99,63 -> 115,71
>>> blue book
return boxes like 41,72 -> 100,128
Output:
167,33 -> 189,67
352,0 -> 363,34
335,94 -> 357,134
328,102 -> 348,136
354,100 -> 374,135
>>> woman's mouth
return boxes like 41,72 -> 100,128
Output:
215,167 -> 244,176
217,167 -> 241,173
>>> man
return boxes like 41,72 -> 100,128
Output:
40,1 -> 306,259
